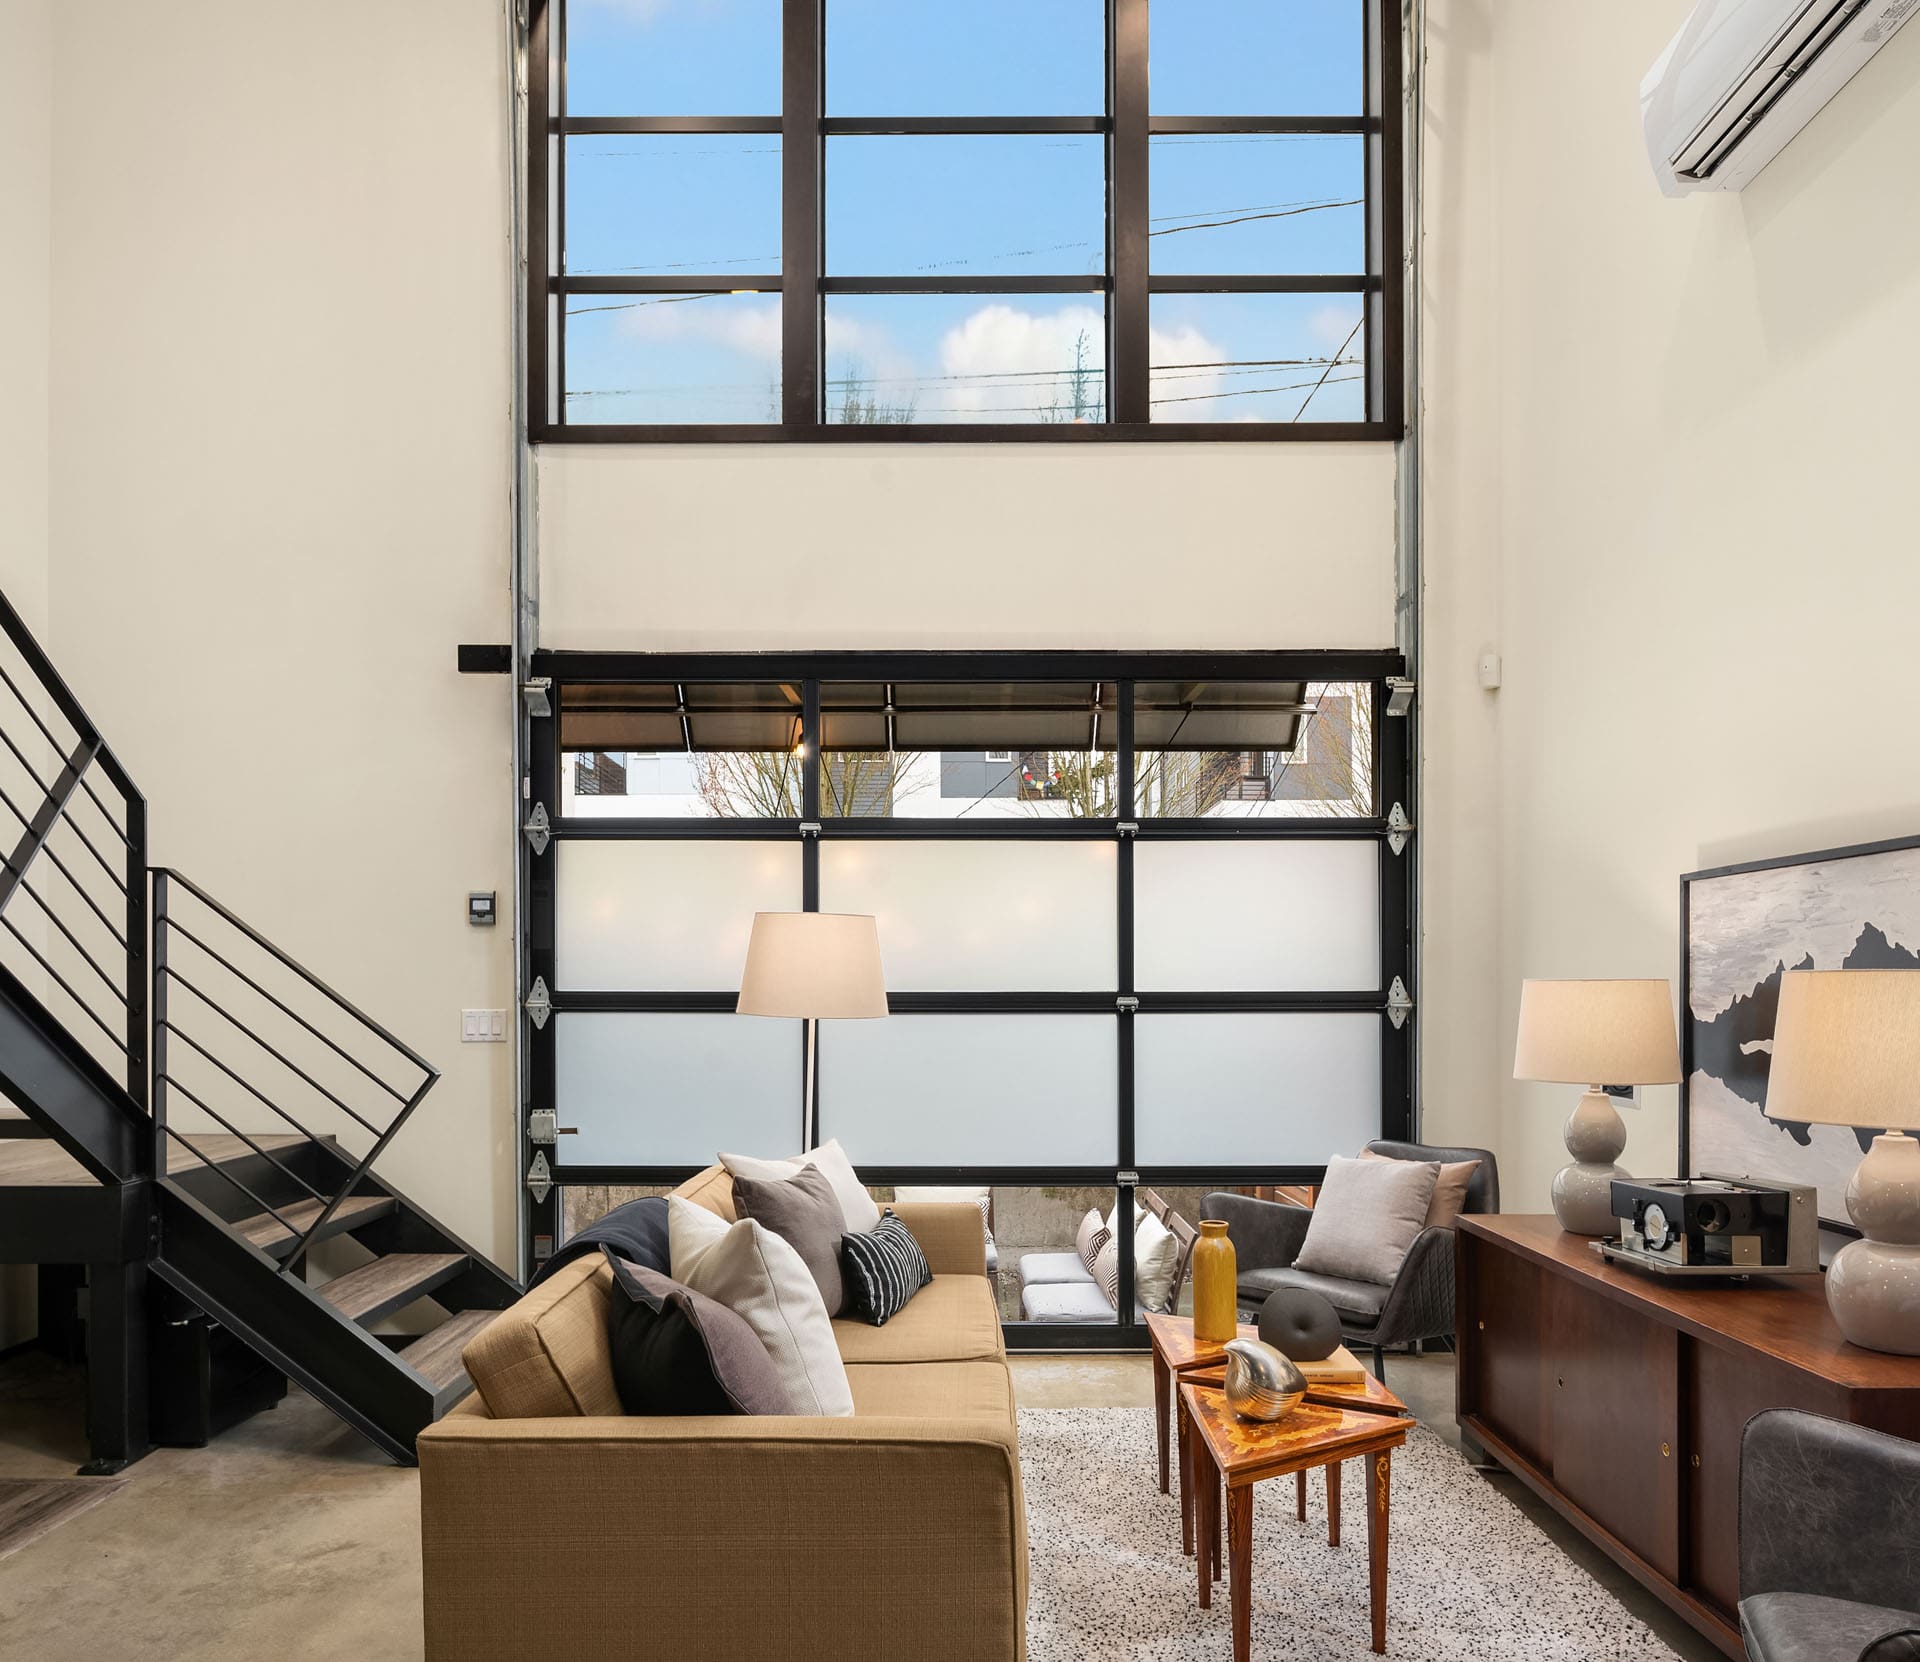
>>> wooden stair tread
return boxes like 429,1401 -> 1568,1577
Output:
235,1192 -> 396,1250
399,1309 -> 499,1390
318,1253 -> 466,1323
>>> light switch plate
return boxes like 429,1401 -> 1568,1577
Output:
462,1010 -> 509,1043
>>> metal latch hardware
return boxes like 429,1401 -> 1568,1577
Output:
799,821 -> 822,838
1385,677 -> 1415,717
521,678 -> 553,718
1117,1170 -> 1140,1187
1116,996 -> 1140,1013
528,1109 -> 577,1144
1117,821 -> 1139,838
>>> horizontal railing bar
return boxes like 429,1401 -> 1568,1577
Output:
158,1019 -> 335,1148
154,868 -> 437,1076
158,964 -> 387,1138
279,1075 -> 434,1276
0,654 -> 85,776
160,1125 -> 298,1238
48,790 -> 132,897
0,783 -> 129,944
0,914 -> 128,1051
10,876 -> 129,1004
158,914 -> 416,1103
154,1074 -> 328,1204
0,719 -> 127,891
0,736 -> 96,920
0,592 -> 102,753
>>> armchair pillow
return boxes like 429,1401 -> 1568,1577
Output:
1360,1147 -> 1482,1229
667,1196 -> 855,1417
1292,1155 -> 1441,1286
718,1138 -> 882,1234
605,1254 -> 797,1417
729,1162 -> 847,1317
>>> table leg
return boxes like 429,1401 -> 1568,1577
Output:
1195,1438 -> 1214,1609
1367,1449 -> 1391,1655
1179,1392 -> 1194,1556
1154,1349 -> 1171,1495
1228,1484 -> 1253,1662
1211,1458 -> 1223,1585
1328,1458 -> 1342,1548
1295,1469 -> 1306,1522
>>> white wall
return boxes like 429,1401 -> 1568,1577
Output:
0,0 -> 54,1345
40,1 -> 518,1259
539,445 -> 1399,649
1420,1 -> 1920,1213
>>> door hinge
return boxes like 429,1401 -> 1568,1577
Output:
1117,1170 -> 1140,1187
1385,677 -> 1416,717
1387,802 -> 1415,855
799,821 -> 822,838
1116,995 -> 1140,1014
521,677 -> 553,718
525,975 -> 552,1029
1387,976 -> 1414,1029
1117,821 -> 1139,838
522,801 -> 551,855
525,1149 -> 553,1205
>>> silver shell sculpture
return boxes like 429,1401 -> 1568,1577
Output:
1222,1338 -> 1307,1423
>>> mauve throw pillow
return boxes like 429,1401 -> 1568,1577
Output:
730,1161 -> 847,1317
604,1253 -> 796,1416
1359,1148 -> 1481,1229
1292,1155 -> 1442,1286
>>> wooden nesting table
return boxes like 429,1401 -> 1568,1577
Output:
1181,1380 -> 1414,1658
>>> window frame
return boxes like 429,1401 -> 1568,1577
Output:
526,0 -> 1405,443
521,648 -> 1414,1348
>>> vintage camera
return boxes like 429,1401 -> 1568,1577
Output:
1594,1174 -> 1819,1278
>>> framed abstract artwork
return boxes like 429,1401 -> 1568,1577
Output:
1681,833 -> 1920,1229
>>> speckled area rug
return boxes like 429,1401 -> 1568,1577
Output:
1018,1407 -> 1683,1662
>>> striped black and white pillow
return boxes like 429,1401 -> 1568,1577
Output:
840,1210 -> 933,1326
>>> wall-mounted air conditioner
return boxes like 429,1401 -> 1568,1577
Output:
1642,0 -> 1918,194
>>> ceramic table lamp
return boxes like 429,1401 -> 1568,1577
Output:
737,911 -> 887,1148
1764,969 -> 1920,1355
1513,979 -> 1682,1235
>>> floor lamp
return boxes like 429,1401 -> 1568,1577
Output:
737,911 -> 888,1149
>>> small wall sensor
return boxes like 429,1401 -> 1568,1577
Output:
1477,651 -> 1503,691
468,891 -> 497,927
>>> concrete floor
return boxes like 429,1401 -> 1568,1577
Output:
0,1347 -> 1721,1662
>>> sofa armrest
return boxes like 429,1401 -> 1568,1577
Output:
1205,1191 -> 1310,1273
889,1201 -> 988,1278
1741,1409 -> 1920,1610
418,1407 -> 1026,1662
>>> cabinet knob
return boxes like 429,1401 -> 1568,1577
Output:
1556,1376 -> 1564,1388
1477,1320 -> 1485,1332
1661,1442 -> 1671,1458
1690,1454 -> 1700,1469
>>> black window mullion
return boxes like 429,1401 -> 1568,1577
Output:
1115,680 -> 1137,1328
1377,680 -> 1413,1141
1110,0 -> 1149,425
554,0 -> 569,431
783,0 -> 823,429
1372,0 -> 1407,433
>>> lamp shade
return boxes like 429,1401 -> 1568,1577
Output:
736,912 -> 887,1020
1765,970 -> 1920,1130
1513,979 -> 1681,1086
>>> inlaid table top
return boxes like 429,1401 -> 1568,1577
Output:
1180,1382 -> 1414,1485
1145,1312 -> 1409,1417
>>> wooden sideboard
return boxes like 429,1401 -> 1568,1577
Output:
1456,1214 -> 1920,1658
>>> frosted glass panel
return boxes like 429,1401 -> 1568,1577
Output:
556,840 -> 800,990
556,1013 -> 799,1166
819,840 -> 1116,990
1134,1013 -> 1379,1166
820,1016 -> 1116,1165
1135,841 -> 1378,991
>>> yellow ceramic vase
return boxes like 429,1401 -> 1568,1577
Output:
1190,1219 -> 1238,1343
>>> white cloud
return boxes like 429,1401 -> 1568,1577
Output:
613,293 -> 780,361
1310,302 -> 1362,352
1147,321 -> 1229,423
935,304 -> 1106,420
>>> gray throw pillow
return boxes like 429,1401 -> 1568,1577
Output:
731,1161 -> 847,1317
1292,1155 -> 1442,1286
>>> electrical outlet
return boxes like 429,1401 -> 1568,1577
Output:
462,1010 -> 509,1043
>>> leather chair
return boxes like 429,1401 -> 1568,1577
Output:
1740,1409 -> 1920,1661
1204,1139 -> 1499,1380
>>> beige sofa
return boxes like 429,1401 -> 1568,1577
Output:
418,1167 -> 1028,1662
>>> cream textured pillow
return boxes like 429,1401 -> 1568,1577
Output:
667,1196 -> 854,1417
718,1138 -> 881,1234
1359,1148 -> 1481,1229
1133,1208 -> 1181,1313
1292,1155 -> 1441,1287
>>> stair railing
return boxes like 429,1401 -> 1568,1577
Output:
0,592 -> 148,1125
152,868 -> 440,1275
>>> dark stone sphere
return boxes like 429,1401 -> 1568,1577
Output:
1257,1288 -> 1342,1362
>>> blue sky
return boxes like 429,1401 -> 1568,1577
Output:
562,0 -> 1366,424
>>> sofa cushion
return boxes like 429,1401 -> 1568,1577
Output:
669,1197 -> 855,1418
606,1256 -> 796,1416
460,1253 -> 622,1420
731,1162 -> 847,1317
1238,1264 -> 1389,1323
1022,1281 -> 1113,1324
832,1275 -> 1004,1364
1020,1251 -> 1093,1289
845,1359 -> 1015,1422
1740,1592 -> 1920,1662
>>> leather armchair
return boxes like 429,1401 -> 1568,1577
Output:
1740,1409 -> 1920,1662
1205,1139 -> 1499,1380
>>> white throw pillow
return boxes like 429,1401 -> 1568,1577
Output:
1074,1207 -> 1109,1277
667,1196 -> 854,1417
719,1138 -> 882,1234
1293,1155 -> 1441,1286
1133,1208 -> 1180,1313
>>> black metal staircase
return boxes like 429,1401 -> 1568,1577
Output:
0,590 -> 519,1469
